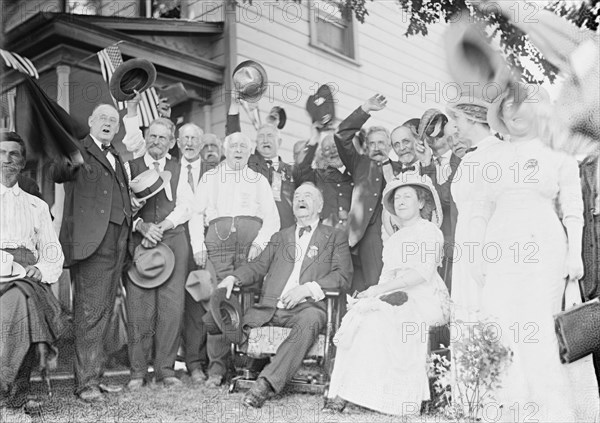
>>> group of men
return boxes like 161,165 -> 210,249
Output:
1,81 -> 598,413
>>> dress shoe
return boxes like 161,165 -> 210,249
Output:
242,377 -> 274,408
126,379 -> 145,391
322,396 -> 347,413
190,369 -> 207,384
98,383 -> 123,394
77,386 -> 106,403
162,377 -> 183,387
204,374 -> 223,389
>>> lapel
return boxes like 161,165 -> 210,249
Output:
278,226 -> 297,280
299,223 -> 330,279
83,136 -> 114,174
447,153 -> 462,183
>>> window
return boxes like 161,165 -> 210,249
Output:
309,0 -> 358,61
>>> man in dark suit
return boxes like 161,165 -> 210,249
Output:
212,182 -> 352,408
580,154 -> 600,392
226,97 -> 296,229
334,94 -> 400,292
51,104 -> 132,403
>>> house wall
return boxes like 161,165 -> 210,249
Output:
225,1 -> 453,163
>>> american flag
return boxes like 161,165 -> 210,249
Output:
97,43 -> 160,128
0,49 -> 39,79
1,49 -> 38,130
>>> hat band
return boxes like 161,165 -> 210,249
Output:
134,177 -> 164,199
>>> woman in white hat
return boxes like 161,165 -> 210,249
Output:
325,173 -> 450,416
470,83 -> 599,421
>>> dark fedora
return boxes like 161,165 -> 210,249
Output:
110,58 -> 157,102
209,288 -> 244,345
267,106 -> 287,129
232,60 -> 268,103
185,260 -> 217,303
127,243 -> 175,289
306,84 -> 335,127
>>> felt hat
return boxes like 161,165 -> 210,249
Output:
232,60 -> 268,103
0,251 -> 26,283
209,287 -> 244,345
382,174 -> 443,228
267,106 -> 287,129
127,243 -> 175,289
129,169 -> 172,202
109,58 -> 157,102
306,84 -> 336,127
418,109 -> 449,141
185,260 -> 217,303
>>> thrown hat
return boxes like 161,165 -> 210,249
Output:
209,287 -> 244,345
487,82 -> 551,135
128,243 -> 175,289
267,106 -> 287,129
306,84 -> 336,127
232,60 -> 268,103
418,109 -> 449,141
130,169 -> 172,202
185,260 -> 217,303
382,173 -> 443,228
0,251 -> 26,283
109,58 -> 157,102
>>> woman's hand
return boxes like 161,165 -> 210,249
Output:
565,252 -> 584,281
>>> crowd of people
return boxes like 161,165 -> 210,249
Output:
1,72 -> 599,421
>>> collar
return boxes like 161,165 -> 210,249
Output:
143,152 -> 171,169
0,181 -> 22,196
263,155 -> 280,170
436,149 -> 452,161
296,218 -> 320,232
337,164 -> 346,174
90,134 -> 107,151
181,157 -> 201,169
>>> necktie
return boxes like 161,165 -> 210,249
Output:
265,159 -> 273,167
299,225 -> 312,238
399,165 -> 416,173
153,161 -> 160,172
187,164 -> 195,193
465,146 -> 478,154
101,144 -> 116,155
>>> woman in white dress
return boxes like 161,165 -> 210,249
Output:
325,174 -> 450,416
470,83 -> 599,422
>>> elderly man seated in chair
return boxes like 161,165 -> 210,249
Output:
211,182 -> 352,408
0,131 -> 65,413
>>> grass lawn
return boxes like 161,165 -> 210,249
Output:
3,371 -> 450,423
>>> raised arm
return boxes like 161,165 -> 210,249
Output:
293,123 -> 320,185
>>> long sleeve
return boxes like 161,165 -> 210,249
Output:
313,229 -> 353,291
122,115 -> 147,159
33,200 -> 64,284
253,177 -> 281,248
293,143 -> 318,185
233,232 -> 280,287
164,177 -> 194,228
334,107 -> 370,174
188,181 -> 209,255
226,113 -> 242,136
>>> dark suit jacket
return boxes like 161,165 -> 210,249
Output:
50,135 -> 132,266
421,152 -> 461,258
334,107 -> 401,247
233,223 -> 352,328
580,155 -> 599,302
17,174 -> 44,202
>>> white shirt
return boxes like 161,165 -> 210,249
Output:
188,162 -> 281,255
277,218 -> 325,308
122,115 -> 147,159
434,149 -> 453,184
91,134 -> 116,170
180,157 -> 201,192
0,183 -> 64,283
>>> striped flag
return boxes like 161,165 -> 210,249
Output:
0,88 -> 17,131
97,43 -> 160,127
0,49 -> 39,79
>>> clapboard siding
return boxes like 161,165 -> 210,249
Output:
232,0 -> 451,162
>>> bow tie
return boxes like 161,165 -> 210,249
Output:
399,165 -> 416,173
299,225 -> 312,238
465,146 -> 478,154
101,144 -> 117,155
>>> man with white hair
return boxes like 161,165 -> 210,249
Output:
188,131 -> 280,388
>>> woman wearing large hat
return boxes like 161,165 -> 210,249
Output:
325,173 -> 450,416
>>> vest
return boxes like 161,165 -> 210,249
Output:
109,155 -> 130,225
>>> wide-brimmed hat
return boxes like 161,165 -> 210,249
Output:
306,84 -> 336,127
382,174 -> 443,228
445,12 -> 515,102
209,287 -> 243,345
109,58 -> 157,102
232,60 -> 268,103
446,93 -> 492,124
418,109 -> 448,141
0,251 -> 26,283
487,82 -> 551,135
130,169 -> 172,202
128,243 -> 175,289
267,106 -> 287,129
185,260 -> 217,303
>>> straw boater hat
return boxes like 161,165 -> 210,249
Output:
109,58 -> 157,102
129,169 -> 172,202
0,251 -> 26,283
381,174 -> 443,236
